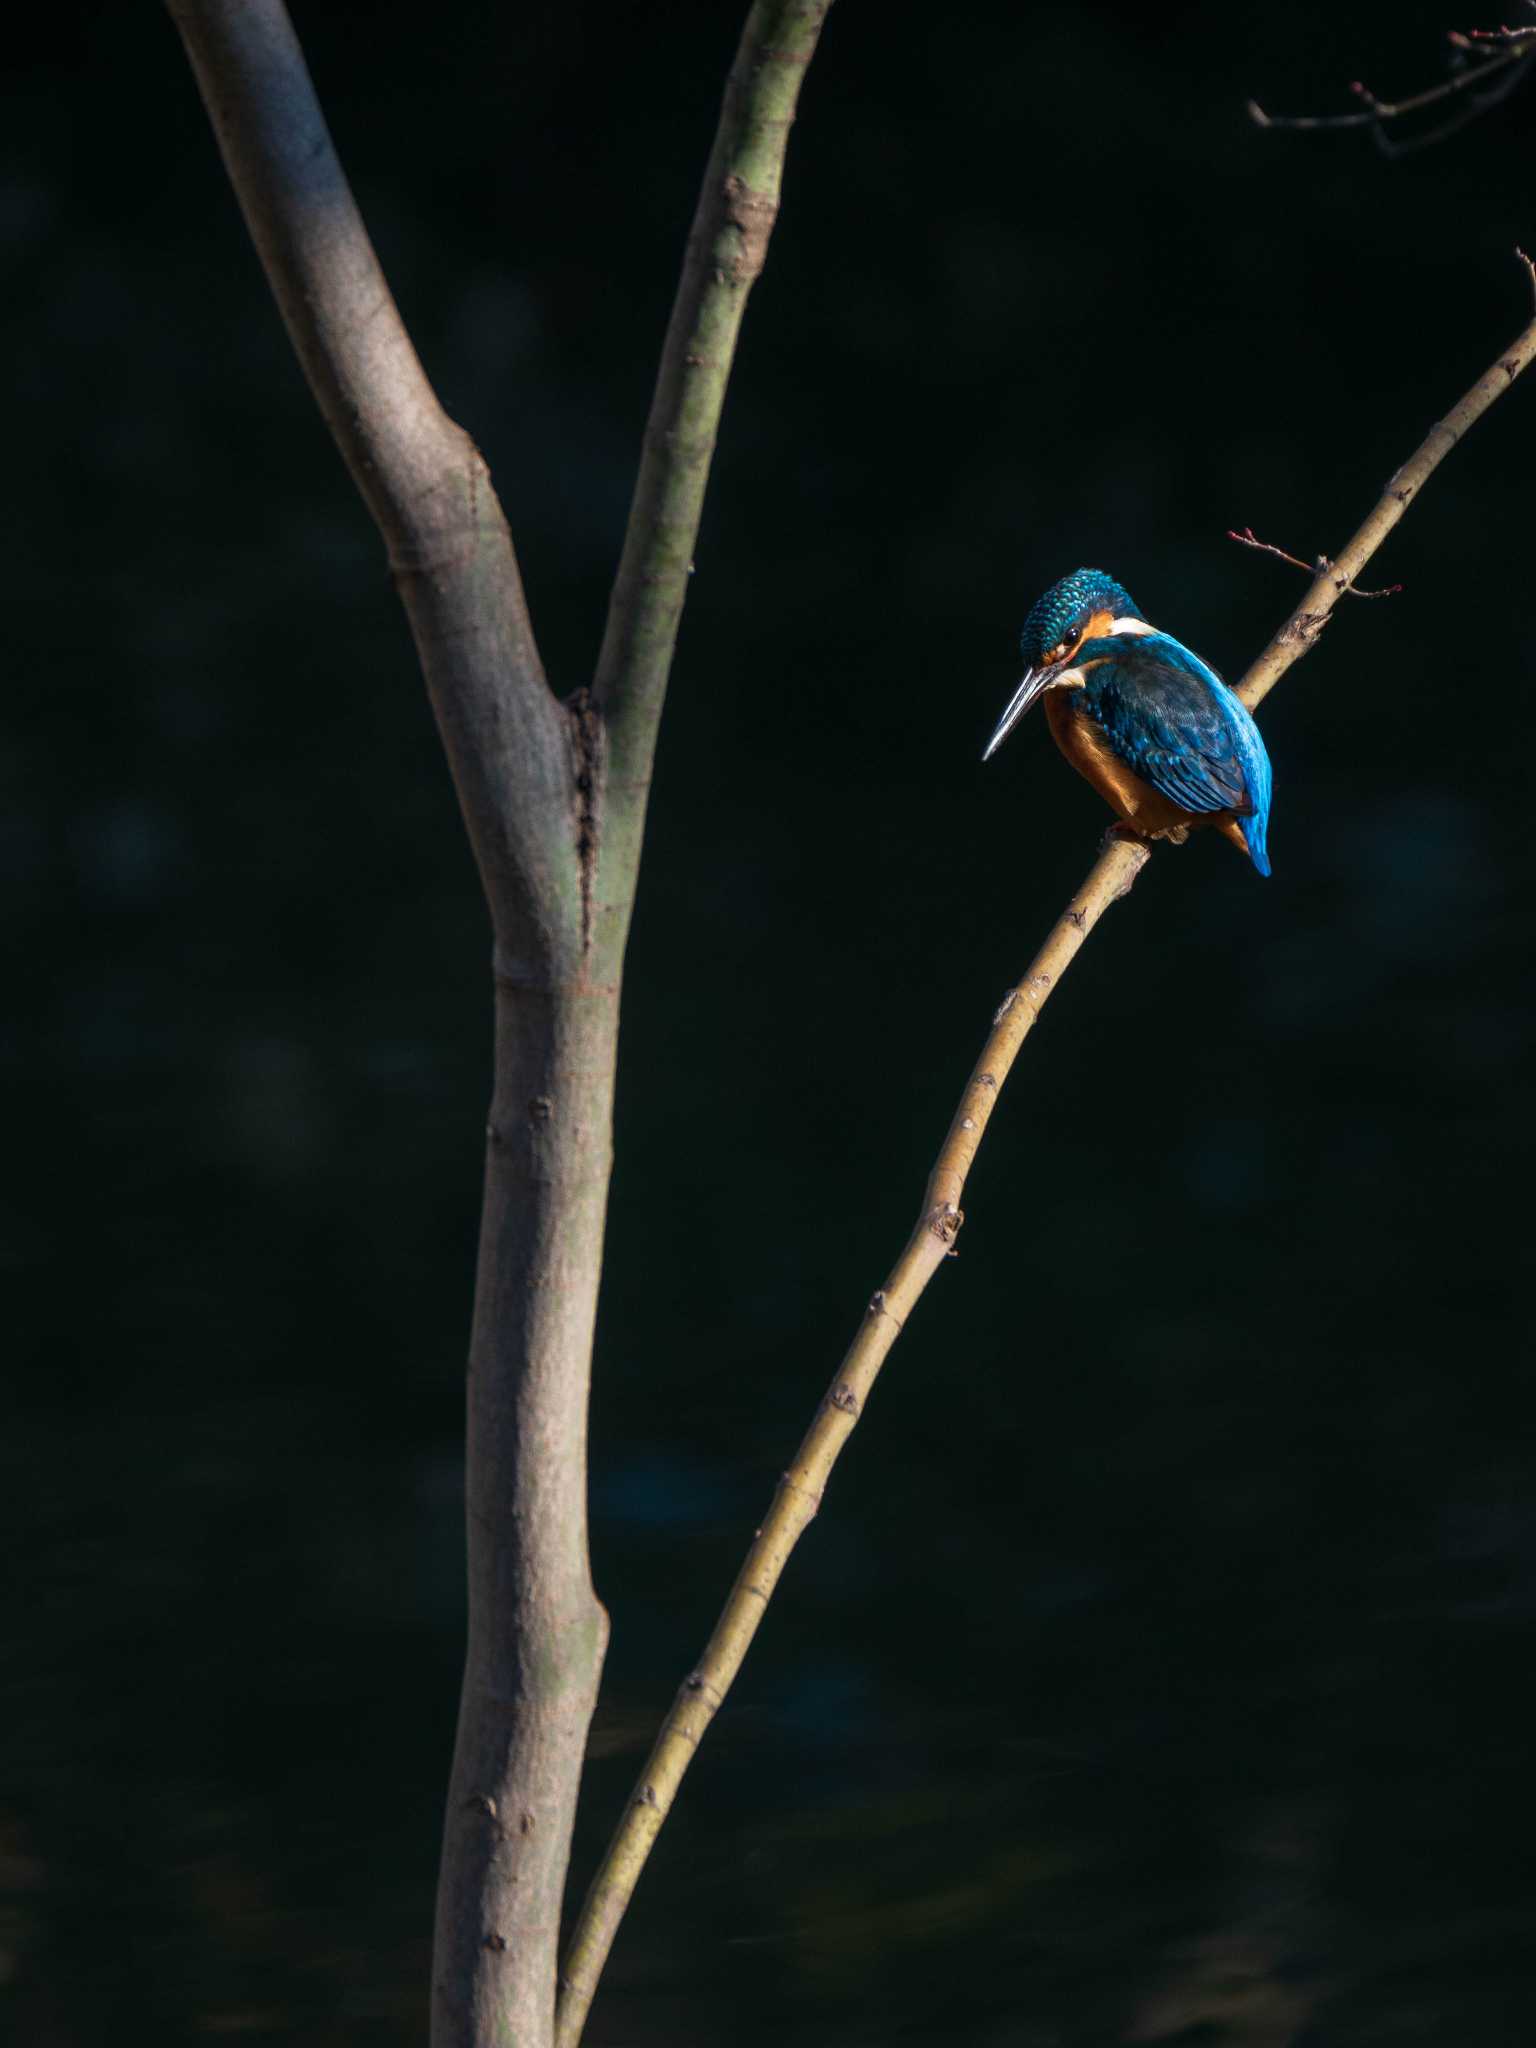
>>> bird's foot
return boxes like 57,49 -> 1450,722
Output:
1101,821 -> 1160,852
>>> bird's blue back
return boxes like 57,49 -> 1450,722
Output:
1077,630 -> 1272,875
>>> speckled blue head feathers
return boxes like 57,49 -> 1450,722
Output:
1020,568 -> 1141,666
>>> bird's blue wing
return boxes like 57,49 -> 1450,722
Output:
1079,633 -> 1271,830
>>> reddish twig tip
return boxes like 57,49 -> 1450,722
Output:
1463,23 -> 1536,44
1228,526 -> 1402,599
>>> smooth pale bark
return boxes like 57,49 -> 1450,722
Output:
439,977 -> 615,2048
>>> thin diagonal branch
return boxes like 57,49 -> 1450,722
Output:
1365,54 -> 1532,154
1237,291 -> 1536,710
590,1 -> 831,820
556,276 -> 1536,2048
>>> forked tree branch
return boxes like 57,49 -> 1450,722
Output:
555,276 -> 1536,2048
170,6 -> 836,2045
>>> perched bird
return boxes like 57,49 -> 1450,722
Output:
983,567 -> 1273,875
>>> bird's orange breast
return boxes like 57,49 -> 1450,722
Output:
1044,687 -> 1190,838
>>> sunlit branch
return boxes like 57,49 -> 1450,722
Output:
556,258 -> 1536,2048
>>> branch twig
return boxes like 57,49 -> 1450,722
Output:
1454,4 -> 1536,46
1249,35 -> 1534,155
555,266 -> 1536,2048
1227,526 -> 1402,599
590,0 -> 833,930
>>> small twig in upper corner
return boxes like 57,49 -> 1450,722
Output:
1516,245 -> 1536,311
1227,527 -> 1403,599
1453,9 -> 1536,48
1248,35 -> 1533,156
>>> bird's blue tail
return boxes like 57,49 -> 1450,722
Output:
1221,684 -> 1272,878
1244,812 -> 1271,878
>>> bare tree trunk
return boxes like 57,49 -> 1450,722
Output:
436,977 -> 615,2047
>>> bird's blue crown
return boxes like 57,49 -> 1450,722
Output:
1020,568 -> 1141,665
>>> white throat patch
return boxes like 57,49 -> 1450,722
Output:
1108,615 -> 1155,636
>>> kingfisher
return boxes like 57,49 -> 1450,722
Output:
983,567 -> 1273,875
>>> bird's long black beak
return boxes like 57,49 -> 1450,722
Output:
982,663 -> 1060,761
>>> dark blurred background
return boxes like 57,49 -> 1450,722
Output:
7,2 -> 1536,2042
